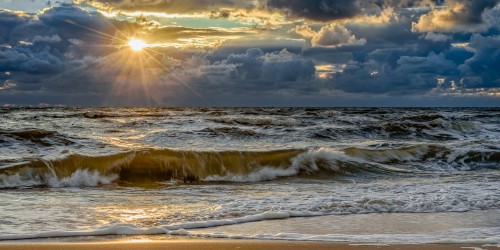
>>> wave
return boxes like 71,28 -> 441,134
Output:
0,129 -> 74,146
0,145 -> 498,188
0,129 -> 56,140
0,211 -> 319,241
401,114 -> 446,122
313,119 -> 481,140
209,117 -> 299,127
1,211 -> 499,244
0,149 -> 304,188
376,119 -> 478,137
83,111 -> 170,119
199,127 -> 258,137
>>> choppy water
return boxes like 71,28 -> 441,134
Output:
0,107 -> 499,244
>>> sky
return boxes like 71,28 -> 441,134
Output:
0,0 -> 499,106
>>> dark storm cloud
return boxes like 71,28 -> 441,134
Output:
0,4 -> 136,57
297,13 -> 495,95
216,48 -> 315,83
0,46 -> 64,75
85,0 -> 443,21
38,5 -> 115,38
266,0 -> 361,21
179,48 -> 316,95
1,1 -> 499,106
211,37 -> 304,61
265,0 -> 453,22
0,11 -> 32,44
323,52 -> 458,95
304,17 -> 453,67
0,5 -> 140,103
459,34 -> 500,88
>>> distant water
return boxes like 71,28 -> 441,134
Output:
0,107 -> 499,244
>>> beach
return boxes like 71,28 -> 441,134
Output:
1,107 -> 499,246
0,238 -> 497,250
2,0 -> 500,247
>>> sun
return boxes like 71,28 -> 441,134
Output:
128,38 -> 147,52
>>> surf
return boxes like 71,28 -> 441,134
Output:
1,145 -> 498,188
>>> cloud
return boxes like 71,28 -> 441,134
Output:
291,24 -> 316,39
0,10 -> 31,44
0,5 -> 149,104
265,0 -> 451,22
459,34 -> 500,88
266,0 -> 362,21
261,49 -> 316,81
412,0 -> 500,32
422,32 -> 450,42
322,52 -> 456,94
291,23 -> 367,48
37,4 -> 131,41
32,34 -> 62,43
0,46 -> 65,75
81,0 -> 259,13
146,26 -> 255,43
183,48 -> 315,85
1,1 -> 499,106
312,24 -> 367,48
397,52 -> 458,75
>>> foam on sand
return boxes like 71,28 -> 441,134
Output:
1,210 -> 499,246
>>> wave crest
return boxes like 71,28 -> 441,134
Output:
0,145 -> 498,188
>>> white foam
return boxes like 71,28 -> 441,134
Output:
0,224 -> 168,241
203,144 -> 492,182
48,169 -> 118,188
0,169 -> 118,188
0,211 -> 320,241
0,173 -> 43,188
202,147 -> 378,183
204,166 -> 299,182
164,211 -> 320,230
435,119 -> 478,133
250,232 -> 499,244
1,209 -> 499,245
202,147 -> 388,182
290,147 -> 405,174
185,227 -> 500,245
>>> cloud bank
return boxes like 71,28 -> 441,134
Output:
0,0 -> 499,106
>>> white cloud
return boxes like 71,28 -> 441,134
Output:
32,35 -> 62,43
422,32 -> 450,42
291,23 -> 367,48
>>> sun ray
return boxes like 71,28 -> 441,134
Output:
128,38 -> 147,52
139,48 -> 204,98
53,17 -> 205,104
63,19 -> 128,44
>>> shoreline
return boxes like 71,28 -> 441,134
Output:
0,238 -> 497,250
1,210 -> 499,247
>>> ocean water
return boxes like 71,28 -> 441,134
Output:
0,107 -> 499,244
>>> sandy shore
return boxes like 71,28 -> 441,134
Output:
0,239 -> 496,250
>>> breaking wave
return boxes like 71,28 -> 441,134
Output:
0,145 -> 498,188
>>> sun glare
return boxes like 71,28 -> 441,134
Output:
128,38 -> 147,51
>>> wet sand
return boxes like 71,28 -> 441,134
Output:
0,239 -> 496,250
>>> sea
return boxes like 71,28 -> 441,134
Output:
0,107 -> 499,244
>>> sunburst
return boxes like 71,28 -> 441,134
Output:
46,19 -> 201,105
128,38 -> 147,51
